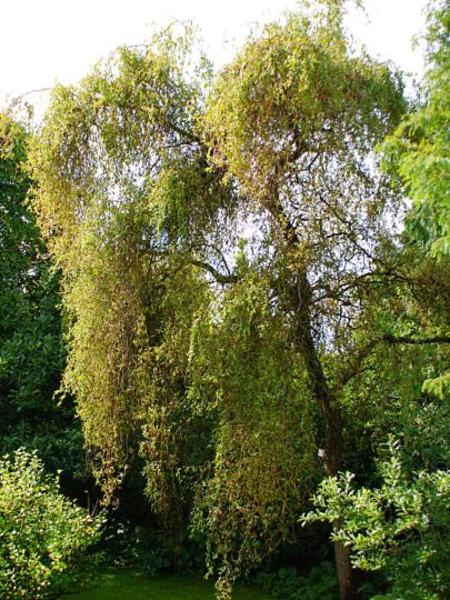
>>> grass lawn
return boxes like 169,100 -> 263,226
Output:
59,568 -> 271,599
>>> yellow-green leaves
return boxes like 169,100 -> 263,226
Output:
204,9 -> 404,211
0,449 -> 103,599
189,273 -> 316,586
27,26 -> 213,505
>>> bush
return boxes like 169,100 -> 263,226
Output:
302,438 -> 450,599
0,448 -> 103,599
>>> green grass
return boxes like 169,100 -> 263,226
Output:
59,568 -> 271,599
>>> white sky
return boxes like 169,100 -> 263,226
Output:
0,0 -> 428,110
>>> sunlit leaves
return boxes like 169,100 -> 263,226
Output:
0,449 -> 103,599
302,438 -> 450,598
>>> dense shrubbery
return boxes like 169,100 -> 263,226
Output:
0,113 -> 90,500
0,449 -> 103,599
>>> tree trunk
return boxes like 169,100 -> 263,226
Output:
334,536 -> 357,600
289,272 -> 358,600
317,389 -> 359,600
322,405 -> 358,599
270,199 -> 358,599
324,413 -> 358,599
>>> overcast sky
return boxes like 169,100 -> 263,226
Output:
1,0 -> 428,109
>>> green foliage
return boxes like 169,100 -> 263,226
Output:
302,438 -> 450,599
338,253 -> 450,477
102,518 -> 207,576
382,0 -> 450,261
0,449 -> 103,599
26,3 -> 447,599
199,5 -> 405,593
204,7 -> 405,211
0,114 -> 89,502
103,523 -> 173,575
0,114 -> 64,420
380,0 -> 450,416
189,271 -> 317,587
252,562 -> 338,600
29,29 -> 215,513
0,113 -> 89,493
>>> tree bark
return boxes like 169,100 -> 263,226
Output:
334,534 -> 356,600
268,190 -> 358,599
289,272 -> 358,600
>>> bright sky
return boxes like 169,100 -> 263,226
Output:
1,0 -> 428,110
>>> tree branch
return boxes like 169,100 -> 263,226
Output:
337,332 -> 450,391
11,87 -> 53,104
191,259 -> 239,284
383,333 -> 450,345
336,338 -> 382,390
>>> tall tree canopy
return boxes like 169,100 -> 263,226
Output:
28,3 -> 449,599
382,0 -> 450,402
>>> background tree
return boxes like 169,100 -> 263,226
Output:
302,3 -> 450,598
382,0 -> 450,399
0,113 -> 87,494
383,0 -> 449,261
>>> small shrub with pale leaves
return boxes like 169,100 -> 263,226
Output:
302,438 -> 450,599
0,449 -> 103,599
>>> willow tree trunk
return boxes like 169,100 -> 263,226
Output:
334,531 -> 356,600
321,394 -> 357,599
304,341 -> 357,600
291,274 -> 358,600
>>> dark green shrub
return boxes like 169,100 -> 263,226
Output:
252,562 -> 338,600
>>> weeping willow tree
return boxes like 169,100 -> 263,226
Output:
199,4 -> 407,598
28,28 -> 221,549
28,3 -> 419,599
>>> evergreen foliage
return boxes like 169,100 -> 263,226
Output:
0,113 -> 87,491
